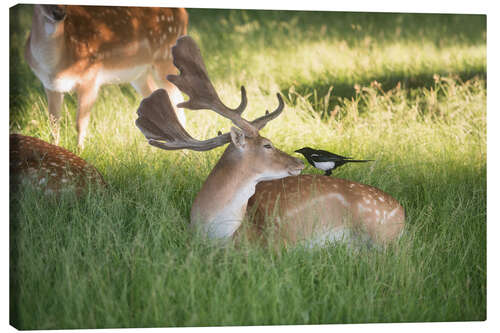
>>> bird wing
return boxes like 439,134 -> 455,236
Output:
310,153 -> 345,162
315,149 -> 351,160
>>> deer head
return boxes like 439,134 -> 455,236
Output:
136,36 -> 304,238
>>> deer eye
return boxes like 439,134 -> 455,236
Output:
263,144 -> 272,149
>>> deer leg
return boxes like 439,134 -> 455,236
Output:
76,84 -> 99,148
45,88 -> 64,144
164,81 -> 186,127
131,69 -> 158,98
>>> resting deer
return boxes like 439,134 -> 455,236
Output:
136,36 -> 405,247
10,133 -> 106,196
25,5 -> 188,147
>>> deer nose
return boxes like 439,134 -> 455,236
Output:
52,7 -> 66,21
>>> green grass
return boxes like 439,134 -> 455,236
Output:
9,5 -> 486,329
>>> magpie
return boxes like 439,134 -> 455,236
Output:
295,147 -> 373,176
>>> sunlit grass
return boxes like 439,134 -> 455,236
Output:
10,5 -> 486,329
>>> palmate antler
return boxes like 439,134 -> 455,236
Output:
135,35 -> 284,151
136,89 -> 234,151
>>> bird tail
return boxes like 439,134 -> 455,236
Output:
346,159 -> 373,163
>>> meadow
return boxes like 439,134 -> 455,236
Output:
9,5 -> 486,329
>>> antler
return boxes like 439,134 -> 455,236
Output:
136,89 -> 284,151
136,89 -> 232,151
167,36 -> 258,136
136,35 -> 285,151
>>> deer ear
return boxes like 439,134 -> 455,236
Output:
230,127 -> 246,150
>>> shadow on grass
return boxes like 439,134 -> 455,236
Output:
188,8 -> 486,47
280,67 -> 486,115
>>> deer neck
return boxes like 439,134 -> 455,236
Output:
27,9 -> 67,74
191,145 -> 259,239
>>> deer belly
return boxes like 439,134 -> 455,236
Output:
97,64 -> 150,85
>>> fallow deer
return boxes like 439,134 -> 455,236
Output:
25,5 -> 188,147
10,134 -> 106,196
136,36 -> 405,247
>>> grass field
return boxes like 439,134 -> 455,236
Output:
9,5 -> 486,329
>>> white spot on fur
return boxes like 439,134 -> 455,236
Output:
328,193 -> 349,207
387,207 -> 399,219
358,203 -> 371,213
380,211 -> 388,224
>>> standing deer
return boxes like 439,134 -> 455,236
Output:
25,5 -> 188,147
10,134 -> 106,196
136,36 -> 405,247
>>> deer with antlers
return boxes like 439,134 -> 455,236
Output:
25,5 -> 188,147
136,36 -> 405,247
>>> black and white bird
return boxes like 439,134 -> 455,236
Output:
295,147 -> 373,176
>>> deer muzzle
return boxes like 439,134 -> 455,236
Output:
288,157 -> 305,176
